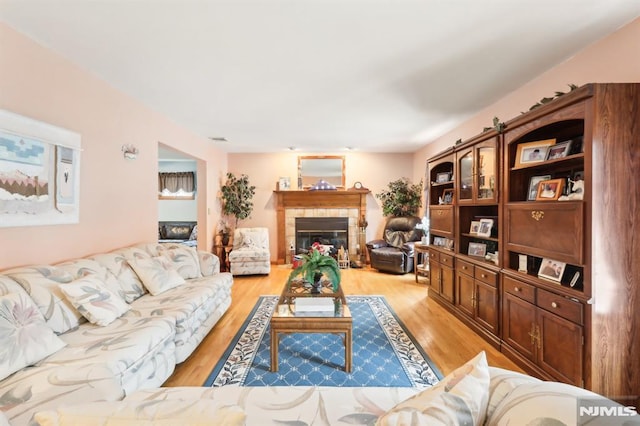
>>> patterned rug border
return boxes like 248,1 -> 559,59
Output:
204,295 -> 443,388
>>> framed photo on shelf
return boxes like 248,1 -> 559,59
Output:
433,237 -> 446,247
527,174 -> 551,201
468,242 -> 487,257
515,138 -> 556,168
442,188 -> 454,204
436,172 -> 451,183
538,258 -> 566,282
476,218 -> 494,237
545,140 -> 572,160
536,178 -> 565,201
469,220 -> 481,234
278,177 -> 291,191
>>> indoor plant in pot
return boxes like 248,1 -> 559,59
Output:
287,243 -> 341,293
220,172 -> 256,230
375,177 -> 423,217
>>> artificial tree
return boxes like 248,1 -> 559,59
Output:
220,172 -> 256,231
375,177 -> 423,217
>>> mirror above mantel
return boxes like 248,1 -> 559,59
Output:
298,155 -> 345,189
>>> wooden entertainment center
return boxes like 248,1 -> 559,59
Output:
426,83 -> 639,406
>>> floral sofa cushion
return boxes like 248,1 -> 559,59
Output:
0,363 -> 124,426
128,255 -> 186,295
3,265 -> 84,334
122,386 -> 420,425
40,314 -> 177,395
0,292 -> 67,381
376,351 -> 490,426
59,276 -> 131,326
87,252 -> 147,303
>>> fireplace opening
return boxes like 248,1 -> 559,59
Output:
295,217 -> 348,255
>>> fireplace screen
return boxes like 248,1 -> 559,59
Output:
295,217 -> 348,255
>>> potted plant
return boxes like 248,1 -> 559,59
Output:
287,243 -> 341,293
220,172 -> 256,229
375,177 -> 423,217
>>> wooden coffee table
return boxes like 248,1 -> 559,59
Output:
270,280 -> 352,372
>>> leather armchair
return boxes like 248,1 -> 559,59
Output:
366,216 -> 422,274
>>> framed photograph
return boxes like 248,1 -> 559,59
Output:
538,258 -> 566,282
444,238 -> 454,250
278,177 -> 291,190
442,188 -> 454,204
436,172 -> 451,183
515,138 -> 556,168
433,237 -> 446,247
527,174 -> 551,201
477,218 -> 494,237
536,178 -> 565,201
468,242 -> 487,257
545,140 -> 572,160
469,220 -> 481,234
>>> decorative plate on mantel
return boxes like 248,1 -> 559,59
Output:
309,180 -> 337,190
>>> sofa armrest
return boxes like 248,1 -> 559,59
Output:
366,239 -> 388,250
198,251 -> 221,276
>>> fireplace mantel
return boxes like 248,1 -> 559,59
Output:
274,190 -> 369,264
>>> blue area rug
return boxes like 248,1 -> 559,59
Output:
204,295 -> 442,388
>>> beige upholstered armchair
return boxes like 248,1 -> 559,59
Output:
228,227 -> 271,276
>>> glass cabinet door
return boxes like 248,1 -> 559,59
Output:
477,145 -> 496,201
458,150 -> 473,202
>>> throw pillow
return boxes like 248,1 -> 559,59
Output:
189,224 -> 198,241
128,256 -> 186,296
376,351 -> 491,426
59,276 -> 130,326
0,292 -> 67,381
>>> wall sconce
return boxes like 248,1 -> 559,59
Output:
122,144 -> 139,160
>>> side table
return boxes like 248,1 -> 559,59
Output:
213,244 -> 233,272
414,243 -> 430,284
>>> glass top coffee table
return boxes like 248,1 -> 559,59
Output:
270,279 -> 352,372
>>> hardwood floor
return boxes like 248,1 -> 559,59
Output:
164,266 -> 523,387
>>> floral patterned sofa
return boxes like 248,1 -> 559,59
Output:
0,242 -> 233,426
28,352 -> 637,425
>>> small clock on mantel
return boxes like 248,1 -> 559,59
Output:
349,181 -> 369,191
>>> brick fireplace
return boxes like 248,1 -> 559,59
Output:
274,190 -> 369,264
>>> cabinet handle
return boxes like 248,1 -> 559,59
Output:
531,211 -> 545,221
481,273 -> 486,278
462,266 -> 467,270
514,287 -> 520,292
437,210 -> 443,216
551,302 -> 558,308
528,323 -> 536,345
535,325 -> 541,349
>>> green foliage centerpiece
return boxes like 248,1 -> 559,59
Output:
287,244 -> 341,293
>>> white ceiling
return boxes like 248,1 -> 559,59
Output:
2,1 -> 639,154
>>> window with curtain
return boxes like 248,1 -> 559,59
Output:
158,172 -> 196,199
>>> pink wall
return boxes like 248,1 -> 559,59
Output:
0,24 -> 228,269
228,152 -> 414,257
412,17 -> 640,186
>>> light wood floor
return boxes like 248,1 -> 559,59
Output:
164,266 -> 523,387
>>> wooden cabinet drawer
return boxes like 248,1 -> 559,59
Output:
440,253 -> 454,267
537,289 -> 583,325
429,206 -> 454,236
505,202 -> 584,265
457,259 -> 474,276
428,249 -> 440,262
503,275 -> 535,303
475,266 -> 497,287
